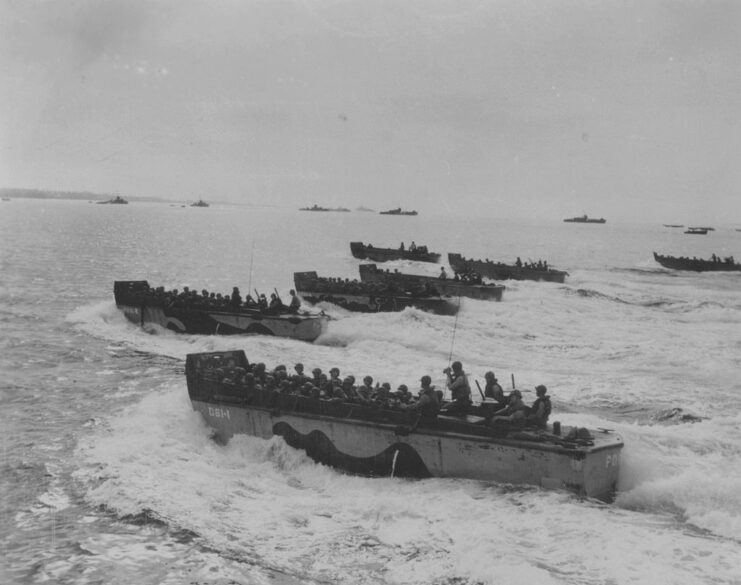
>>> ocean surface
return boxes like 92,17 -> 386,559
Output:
2,199 -> 741,585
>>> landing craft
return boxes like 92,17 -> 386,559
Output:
114,281 -> 328,341
186,350 -> 623,501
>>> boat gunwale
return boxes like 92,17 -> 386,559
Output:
447,253 -> 568,280
191,397 -> 623,457
114,299 -> 328,323
358,264 -> 506,293
652,251 -> 740,271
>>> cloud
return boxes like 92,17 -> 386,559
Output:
1,0 -> 739,221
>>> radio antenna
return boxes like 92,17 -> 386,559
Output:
446,295 -> 462,367
247,240 -> 255,292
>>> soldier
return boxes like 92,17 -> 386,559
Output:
526,385 -> 552,429
355,376 -> 375,406
230,287 -> 242,309
287,290 -> 301,313
395,384 -> 413,404
329,367 -> 341,386
484,371 -> 507,407
292,363 -> 308,387
402,375 -> 440,417
268,293 -> 284,314
492,389 -> 528,421
443,361 -> 472,416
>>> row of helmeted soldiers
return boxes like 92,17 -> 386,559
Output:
123,283 -> 301,314
458,255 -> 550,270
707,254 -> 735,264
213,358 -> 551,428
299,276 -> 440,298
515,257 -> 549,270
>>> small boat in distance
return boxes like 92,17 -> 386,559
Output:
191,200 -> 209,207
653,252 -> 740,272
448,253 -> 567,284
98,195 -> 128,205
186,349 -> 623,501
663,224 -> 684,228
350,242 -> 441,263
379,207 -> 418,216
684,227 -> 708,235
564,214 -> 606,224
300,204 -> 350,212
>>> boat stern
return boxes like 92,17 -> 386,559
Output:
547,429 -> 623,501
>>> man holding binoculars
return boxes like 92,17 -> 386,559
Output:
442,361 -> 472,416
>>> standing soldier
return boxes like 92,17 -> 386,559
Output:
443,361 -> 472,416
287,290 -> 301,313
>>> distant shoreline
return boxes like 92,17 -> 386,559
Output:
0,187 -> 166,203
0,188 -> 271,207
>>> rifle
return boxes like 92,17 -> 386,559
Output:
254,289 -> 266,310
474,379 -> 486,401
510,374 -> 531,393
442,367 -> 453,401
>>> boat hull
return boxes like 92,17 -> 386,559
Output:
294,272 -> 458,315
185,350 -> 621,501
358,264 -> 504,301
296,291 -> 458,315
653,252 -> 741,272
379,209 -> 418,216
192,400 -> 620,499
300,206 -> 350,212
114,282 -> 327,341
186,351 -> 622,501
448,254 -> 567,283
350,242 -> 440,263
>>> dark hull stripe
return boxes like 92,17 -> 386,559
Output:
274,421 -> 432,478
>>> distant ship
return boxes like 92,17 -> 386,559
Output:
663,224 -> 684,228
379,207 -> 418,216
684,227 -> 708,235
300,204 -> 350,212
191,200 -> 209,207
563,214 -> 605,224
97,195 -> 128,205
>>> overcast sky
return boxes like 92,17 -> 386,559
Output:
1,0 -> 739,221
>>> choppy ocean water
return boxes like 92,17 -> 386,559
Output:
1,199 -> 741,585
